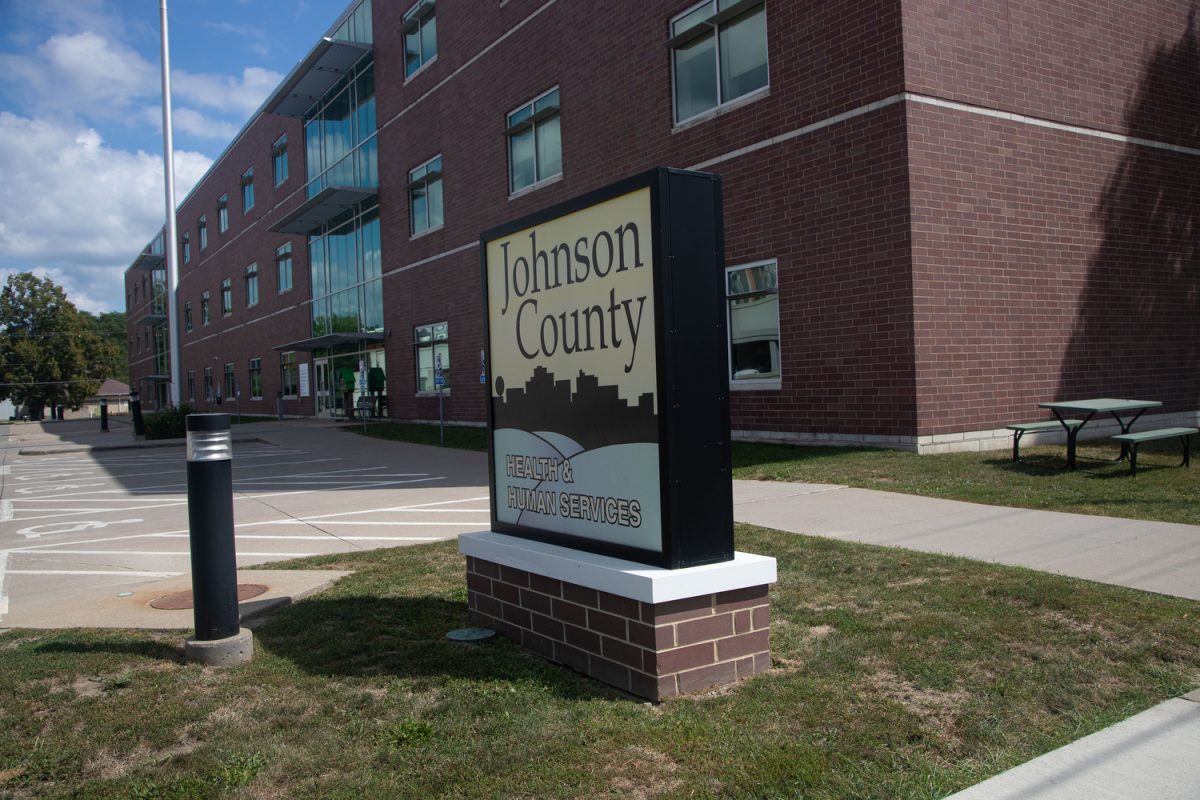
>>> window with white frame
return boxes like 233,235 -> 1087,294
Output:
203,366 -> 213,401
187,369 -> 196,402
276,243 -> 293,292
403,1 -> 437,78
200,291 -> 211,325
409,155 -> 443,235
272,134 -> 289,185
224,362 -> 237,399
221,278 -> 232,315
198,216 -> 208,250
217,195 -> 229,233
184,301 -> 193,332
726,260 -> 780,383
280,352 -> 298,397
241,168 -> 255,212
506,87 -> 561,194
669,0 -> 768,124
245,263 -> 259,307
414,322 -> 449,392
249,357 -> 262,399
182,232 -> 190,264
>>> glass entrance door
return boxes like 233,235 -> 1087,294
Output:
314,358 -> 335,418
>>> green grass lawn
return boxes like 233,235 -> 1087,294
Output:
733,439 -> 1200,525
3,528 -> 1197,799
348,422 -> 1198,525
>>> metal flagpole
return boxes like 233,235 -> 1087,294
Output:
159,0 -> 183,406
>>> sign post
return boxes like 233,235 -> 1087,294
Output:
461,168 -> 775,700
435,352 -> 445,445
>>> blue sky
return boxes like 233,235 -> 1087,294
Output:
0,0 -> 339,313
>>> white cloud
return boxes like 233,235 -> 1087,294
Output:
171,66 -> 283,118
0,112 -> 211,312
0,32 -> 157,123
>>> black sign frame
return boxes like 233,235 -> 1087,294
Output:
480,167 -> 732,569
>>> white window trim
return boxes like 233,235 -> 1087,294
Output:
506,86 -> 562,197
272,134 -> 289,187
669,0 -> 770,128
409,154 -> 444,237
725,258 -> 782,390
403,53 -> 437,85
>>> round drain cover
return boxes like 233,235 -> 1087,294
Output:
149,583 -> 269,610
446,627 -> 495,642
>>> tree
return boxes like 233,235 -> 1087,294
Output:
0,273 -> 115,418
83,310 -> 129,383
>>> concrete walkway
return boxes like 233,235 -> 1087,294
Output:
733,478 -> 1200,799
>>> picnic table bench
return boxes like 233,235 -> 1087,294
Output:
1005,420 -> 1083,464
1111,427 -> 1197,476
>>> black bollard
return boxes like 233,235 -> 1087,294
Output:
99,398 -> 108,431
185,414 -> 239,641
130,390 -> 145,437
276,391 -> 283,421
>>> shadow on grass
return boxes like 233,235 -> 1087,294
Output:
34,639 -> 183,662
253,594 -> 619,702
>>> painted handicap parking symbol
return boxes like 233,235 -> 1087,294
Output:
16,519 -> 143,539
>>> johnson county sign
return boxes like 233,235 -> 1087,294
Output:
481,168 -> 733,569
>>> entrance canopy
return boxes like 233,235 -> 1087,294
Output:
273,332 -> 384,352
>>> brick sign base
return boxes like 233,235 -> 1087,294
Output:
459,532 -> 776,701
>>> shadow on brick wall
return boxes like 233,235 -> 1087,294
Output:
1056,10 -> 1199,408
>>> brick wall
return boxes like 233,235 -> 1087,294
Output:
465,555 -> 771,701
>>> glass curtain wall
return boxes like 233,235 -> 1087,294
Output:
302,3 -> 383,418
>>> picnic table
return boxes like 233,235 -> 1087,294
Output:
1038,398 -> 1162,469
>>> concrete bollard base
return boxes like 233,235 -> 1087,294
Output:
185,628 -> 254,666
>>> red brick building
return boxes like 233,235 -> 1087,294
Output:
127,0 -> 1200,452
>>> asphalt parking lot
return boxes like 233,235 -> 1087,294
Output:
0,419 -> 491,627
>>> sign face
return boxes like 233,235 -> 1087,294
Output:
481,168 -> 733,569
298,363 -> 310,398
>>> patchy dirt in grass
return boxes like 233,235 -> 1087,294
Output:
600,745 -> 681,799
806,625 -> 836,640
861,664 -> 968,744
888,578 -> 930,588
86,740 -> 198,780
1041,610 -> 1108,637
0,766 -> 25,784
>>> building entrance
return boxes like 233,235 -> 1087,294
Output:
314,358 -> 336,418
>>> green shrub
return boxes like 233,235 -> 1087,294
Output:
142,404 -> 196,440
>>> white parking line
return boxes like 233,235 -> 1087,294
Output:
264,520 -> 485,526
7,570 -> 182,577
156,534 -> 446,542
18,550 -> 318,557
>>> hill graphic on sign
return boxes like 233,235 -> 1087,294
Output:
494,366 -> 656,450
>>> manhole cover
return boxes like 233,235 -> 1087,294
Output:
149,583 -> 269,610
446,627 -> 495,642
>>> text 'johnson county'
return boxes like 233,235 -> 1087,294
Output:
498,223 -> 649,373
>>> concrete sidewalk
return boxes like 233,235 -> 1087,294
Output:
733,478 -> 1200,800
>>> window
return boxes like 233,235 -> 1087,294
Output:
414,322 -> 449,392
403,1 -> 437,78
272,134 -> 289,186
280,351 -> 298,397
224,362 -> 237,399
221,278 -> 232,315
249,358 -> 262,399
184,301 -> 193,332
203,366 -> 214,401
198,216 -> 208,250
670,0 -> 768,124
507,88 -> 561,194
187,369 -> 196,402
276,243 -> 293,292
726,260 -> 780,383
241,168 -> 254,213
409,155 -> 443,235
217,195 -> 229,233
245,263 -> 259,307
200,291 -> 211,325
182,232 -> 190,264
